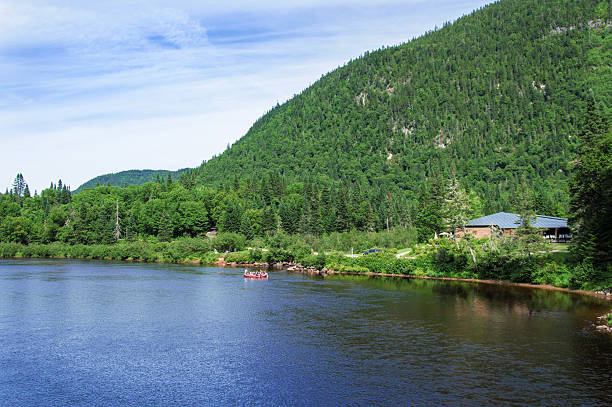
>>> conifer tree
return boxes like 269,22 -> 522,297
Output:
569,101 -> 612,265
515,183 -> 546,258
12,174 -> 26,197
262,206 -> 277,234
157,211 -> 173,242
415,176 -> 444,242
240,212 -> 253,240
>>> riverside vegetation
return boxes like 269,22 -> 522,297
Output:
1,0 -> 611,292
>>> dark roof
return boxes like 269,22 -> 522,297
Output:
467,212 -> 567,229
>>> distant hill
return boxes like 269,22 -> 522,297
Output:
194,0 -> 611,216
74,169 -> 191,193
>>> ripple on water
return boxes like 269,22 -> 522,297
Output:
0,259 -> 611,406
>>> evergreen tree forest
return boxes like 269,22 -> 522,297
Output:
74,168 -> 191,193
0,173 -> 415,245
195,0 -> 611,217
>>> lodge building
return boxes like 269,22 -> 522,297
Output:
461,212 -> 571,243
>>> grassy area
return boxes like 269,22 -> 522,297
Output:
549,243 -> 570,251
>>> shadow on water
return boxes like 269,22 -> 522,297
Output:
323,274 -> 611,319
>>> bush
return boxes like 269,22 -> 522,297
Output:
569,261 -> 600,290
532,262 -> 571,288
301,253 -> 327,268
212,233 -> 246,252
225,251 -> 252,263
248,249 -> 264,262
326,262 -> 369,273
289,242 -> 313,264
263,248 -> 294,263
200,251 -> 222,264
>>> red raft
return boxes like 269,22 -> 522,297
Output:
244,270 -> 268,279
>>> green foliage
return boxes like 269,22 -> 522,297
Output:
1,0 -> 610,292
300,253 -> 327,268
224,250 -> 252,263
75,169 -> 191,192
263,248 -> 294,264
0,216 -> 33,244
569,101 -> 612,266
213,233 -> 246,252
514,185 -> 548,257
0,238 -> 212,263
326,263 -> 370,274
531,262 -> 572,288
595,1 -> 609,20
194,0 -> 611,222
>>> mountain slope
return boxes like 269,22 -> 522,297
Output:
75,168 -> 190,193
194,0 -> 611,215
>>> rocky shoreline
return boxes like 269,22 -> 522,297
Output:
593,313 -> 612,334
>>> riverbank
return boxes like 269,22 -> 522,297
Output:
4,252 -> 611,301
1,240 -> 610,299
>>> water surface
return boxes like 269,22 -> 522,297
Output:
0,259 -> 610,406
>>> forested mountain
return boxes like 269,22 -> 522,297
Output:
75,169 -> 191,193
194,0 -> 611,216
1,0 -> 610,248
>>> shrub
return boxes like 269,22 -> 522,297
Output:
200,251 -> 222,264
225,251 -> 252,263
532,262 -> 571,288
326,262 -> 369,273
213,233 -> 246,252
301,253 -> 327,268
569,261 -> 600,290
263,248 -> 294,263
248,249 -> 264,262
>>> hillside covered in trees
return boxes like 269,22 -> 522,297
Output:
0,0 -> 609,245
194,0 -> 611,218
75,169 -> 191,193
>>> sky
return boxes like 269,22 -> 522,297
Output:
0,0 -> 491,193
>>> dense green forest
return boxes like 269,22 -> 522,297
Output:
74,168 -> 191,193
1,0 -> 611,289
195,0 -> 611,218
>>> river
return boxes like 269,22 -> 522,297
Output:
0,259 -> 610,406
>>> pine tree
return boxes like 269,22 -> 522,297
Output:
515,183 -> 546,257
442,176 -> 471,235
157,211 -> 173,242
569,101 -> 612,265
262,206 -> 277,234
240,212 -> 253,240
220,199 -> 244,233
12,174 -> 25,196
113,199 -> 122,241
415,176 -> 444,242
443,175 -> 476,263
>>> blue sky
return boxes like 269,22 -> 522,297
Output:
0,0 -> 490,193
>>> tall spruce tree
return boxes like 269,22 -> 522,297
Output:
569,101 -> 612,265
12,174 -> 26,197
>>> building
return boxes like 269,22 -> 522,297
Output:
460,212 -> 571,243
